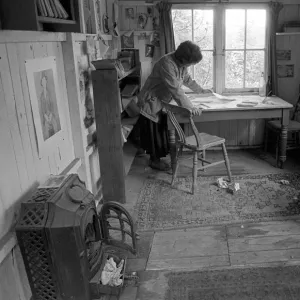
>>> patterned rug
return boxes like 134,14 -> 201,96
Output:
135,173 -> 300,230
165,265 -> 300,300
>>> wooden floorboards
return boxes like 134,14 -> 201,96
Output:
147,220 -> 300,271
121,149 -> 300,299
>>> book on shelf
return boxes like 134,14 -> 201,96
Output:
121,84 -> 139,98
49,0 -> 59,18
39,0 -> 48,16
44,0 -> 55,17
54,0 -> 69,19
37,0 -> 69,19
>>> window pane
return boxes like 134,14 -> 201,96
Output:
193,10 -> 214,50
194,51 -> 214,88
245,51 -> 265,87
225,10 -> 245,49
246,10 -> 266,49
225,51 -> 244,88
172,10 -> 192,47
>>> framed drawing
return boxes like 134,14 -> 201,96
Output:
276,50 -> 291,61
25,56 -> 64,157
125,7 -> 135,19
277,64 -> 294,78
145,44 -> 155,58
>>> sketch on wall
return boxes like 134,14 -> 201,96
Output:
121,31 -> 134,48
145,44 -> 155,58
34,69 -> 61,140
26,56 -> 64,157
276,50 -> 291,61
78,55 -> 95,128
125,7 -> 135,19
277,64 -> 294,78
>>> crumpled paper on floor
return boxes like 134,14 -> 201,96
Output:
101,257 -> 124,287
279,180 -> 290,185
217,177 -> 240,194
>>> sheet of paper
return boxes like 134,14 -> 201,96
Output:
212,92 -> 236,101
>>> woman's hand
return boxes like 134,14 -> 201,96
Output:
190,107 -> 203,116
202,89 -> 213,94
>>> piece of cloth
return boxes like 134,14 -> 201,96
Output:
136,113 -> 170,161
137,52 -> 203,122
155,2 -> 175,62
267,1 -> 283,96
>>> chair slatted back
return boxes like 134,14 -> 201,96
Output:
162,101 -> 203,148
292,92 -> 300,120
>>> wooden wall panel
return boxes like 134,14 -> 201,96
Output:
0,33 -> 77,300
0,255 -> 21,300
277,34 -> 300,106
0,38 -> 75,239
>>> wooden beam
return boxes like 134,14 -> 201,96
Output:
0,31 -> 66,43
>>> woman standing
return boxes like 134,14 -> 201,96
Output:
136,40 -> 212,171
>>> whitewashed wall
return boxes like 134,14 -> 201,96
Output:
0,31 -> 76,300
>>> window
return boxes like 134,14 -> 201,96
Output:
172,5 -> 267,93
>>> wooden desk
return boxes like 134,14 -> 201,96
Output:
167,95 -> 293,169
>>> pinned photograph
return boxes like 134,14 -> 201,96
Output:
145,44 -> 155,58
277,64 -> 294,78
125,7 -> 135,19
277,50 -> 291,61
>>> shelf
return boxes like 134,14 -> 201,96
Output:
119,65 -> 141,81
38,16 -> 76,24
276,32 -> 300,36
121,116 -> 139,126
121,96 -> 136,113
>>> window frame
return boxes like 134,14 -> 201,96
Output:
172,3 -> 269,95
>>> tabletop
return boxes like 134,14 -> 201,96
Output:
184,95 -> 293,112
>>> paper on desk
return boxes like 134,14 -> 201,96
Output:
213,92 -> 236,101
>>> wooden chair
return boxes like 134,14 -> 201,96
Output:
162,101 -> 232,194
264,93 -> 300,167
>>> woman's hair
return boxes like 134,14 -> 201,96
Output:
174,41 -> 203,65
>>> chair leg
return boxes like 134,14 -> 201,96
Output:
192,151 -> 198,194
171,146 -> 181,186
202,150 -> 206,172
275,135 -> 279,167
264,125 -> 269,153
221,143 -> 232,182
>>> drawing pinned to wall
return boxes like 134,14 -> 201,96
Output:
87,36 -> 99,62
152,16 -> 159,30
95,0 -> 102,34
102,14 -> 109,34
77,55 -> 95,128
138,13 -> 148,29
277,64 -> 294,78
138,32 -> 147,40
25,56 -> 64,157
112,1 -> 120,37
121,31 -> 134,48
147,7 -> 153,17
145,44 -> 155,58
98,36 -> 110,57
84,0 -> 92,33
276,50 -> 291,61
37,70 -> 61,140
150,31 -> 160,47
125,7 -> 135,19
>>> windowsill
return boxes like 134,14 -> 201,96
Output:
182,86 -> 259,96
